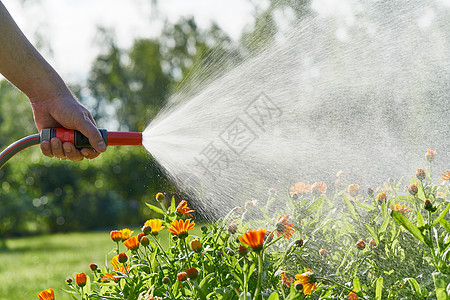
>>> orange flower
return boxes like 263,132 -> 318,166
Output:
294,268 -> 317,295
176,200 -> 195,217
311,182 -> 327,194
290,182 -> 311,196
120,228 -> 133,241
123,236 -> 139,251
75,272 -> 87,287
280,272 -> 295,288
38,288 -> 55,300
441,170 -> 450,181
239,229 -> 267,252
275,215 -> 295,239
376,192 -> 387,204
168,219 -> 195,239
143,219 -> 165,234
348,291 -> 359,300
101,272 -> 120,282
110,230 -> 122,242
110,254 -> 129,273
426,148 -> 436,162
390,203 -> 409,214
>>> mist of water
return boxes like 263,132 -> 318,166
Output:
143,0 -> 450,219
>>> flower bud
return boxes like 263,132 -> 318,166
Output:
142,225 -> 152,236
110,230 -> 122,243
89,263 -> 98,271
238,245 -> 249,257
348,184 -> 360,198
228,224 -> 238,234
75,272 -> 87,288
226,248 -> 235,256
425,148 -> 436,162
201,226 -> 208,233
367,187 -> 374,197
190,240 -> 202,253
66,278 -> 73,284
295,239 -> 304,247
356,240 -> 366,250
376,192 -> 387,204
118,252 -> 128,264
162,277 -> 170,285
177,272 -> 187,282
408,184 -> 418,196
155,192 -> 165,202
369,239 -> 377,247
137,232 -> 146,242
416,168 -> 426,181
186,267 -> 199,280
140,236 -> 150,247
424,199 -> 434,212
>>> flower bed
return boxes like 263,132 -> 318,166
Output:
39,149 -> 450,299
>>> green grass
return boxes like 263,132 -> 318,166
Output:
0,229 -> 178,300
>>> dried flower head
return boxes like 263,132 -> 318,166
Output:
75,272 -> 87,287
294,269 -> 317,295
176,200 -> 195,217
38,288 -> 55,300
408,184 -> 418,195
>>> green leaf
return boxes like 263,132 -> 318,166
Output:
379,213 -> 390,234
433,272 -> 450,300
439,219 -> 450,234
146,203 -> 165,215
353,276 -> 361,293
407,278 -> 422,295
364,223 -> 379,245
433,203 -> 450,226
417,211 -> 425,228
170,196 -> 176,214
308,198 -> 323,213
391,195 -> 415,205
267,292 -> 280,300
391,210 -> 430,247
375,277 -> 383,300
355,201 -> 375,211
343,194 -> 358,220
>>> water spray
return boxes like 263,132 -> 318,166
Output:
0,128 -> 142,169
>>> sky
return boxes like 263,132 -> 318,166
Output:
2,0 -> 257,82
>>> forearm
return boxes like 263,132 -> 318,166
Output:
0,1 -> 69,102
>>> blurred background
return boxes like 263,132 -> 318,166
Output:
0,0 -> 317,240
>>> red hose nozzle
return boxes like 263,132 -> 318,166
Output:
40,128 -> 142,148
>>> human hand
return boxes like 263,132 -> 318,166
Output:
30,92 -> 107,162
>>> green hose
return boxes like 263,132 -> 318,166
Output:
0,134 -> 40,169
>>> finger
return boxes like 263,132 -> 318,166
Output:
50,138 -> 66,160
62,142 -> 84,162
77,117 -> 107,153
40,141 -> 54,157
80,148 -> 100,160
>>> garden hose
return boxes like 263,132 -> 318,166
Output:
0,128 -> 142,169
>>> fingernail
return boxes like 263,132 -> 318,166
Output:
42,142 -> 50,151
51,139 -> 59,149
63,144 -> 71,153
97,141 -> 106,152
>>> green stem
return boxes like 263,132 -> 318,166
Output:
428,211 -> 439,270
316,276 -> 361,296
254,252 -> 264,300
243,260 -> 248,300
149,234 -> 173,267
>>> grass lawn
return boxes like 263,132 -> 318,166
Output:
0,228 -> 186,300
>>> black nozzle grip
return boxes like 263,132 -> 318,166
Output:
74,129 -> 107,148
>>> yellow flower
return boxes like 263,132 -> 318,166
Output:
239,229 -> 267,252
275,215 -> 295,239
390,203 -> 409,214
38,288 -> 55,300
176,200 -> 195,217
120,228 -> 133,241
143,219 -> 165,234
294,268 -> 317,295
110,254 -> 129,273
123,236 -> 139,251
168,219 -> 195,239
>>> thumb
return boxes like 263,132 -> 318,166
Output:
77,118 -> 107,153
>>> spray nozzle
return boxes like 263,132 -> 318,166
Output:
0,128 -> 143,169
